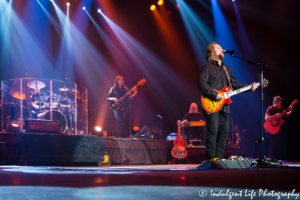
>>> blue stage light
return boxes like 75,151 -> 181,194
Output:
98,9 -> 101,13
82,7 -> 86,10
66,2 -> 70,6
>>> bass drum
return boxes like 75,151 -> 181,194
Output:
37,111 -> 67,133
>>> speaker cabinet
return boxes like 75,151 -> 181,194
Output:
133,126 -> 162,139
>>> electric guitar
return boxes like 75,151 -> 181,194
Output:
201,79 -> 269,113
171,120 -> 187,159
110,79 -> 146,111
264,99 -> 298,134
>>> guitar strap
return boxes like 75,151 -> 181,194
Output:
223,65 -> 233,89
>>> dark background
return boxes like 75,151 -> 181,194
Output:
0,0 -> 299,160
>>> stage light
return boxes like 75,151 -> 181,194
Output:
82,7 -> 86,10
50,0 -> 53,2
95,126 -> 102,132
150,5 -> 156,11
66,2 -> 70,6
175,4 -> 179,9
157,0 -> 164,5
98,9 -> 101,13
11,123 -> 19,127
133,126 -> 140,131
167,11 -> 171,15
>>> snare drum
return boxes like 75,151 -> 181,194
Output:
37,110 -> 67,133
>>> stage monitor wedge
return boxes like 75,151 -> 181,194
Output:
133,126 -> 162,139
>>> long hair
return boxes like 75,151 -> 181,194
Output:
206,42 -> 218,62
113,76 -> 123,91
189,103 -> 198,113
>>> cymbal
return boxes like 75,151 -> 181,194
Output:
9,87 -> 27,99
27,80 -> 46,89
59,87 -> 70,91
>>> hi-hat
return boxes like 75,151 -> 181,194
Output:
27,80 -> 46,89
59,87 -> 70,91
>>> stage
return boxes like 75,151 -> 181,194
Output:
1,132 -> 254,165
0,164 -> 300,200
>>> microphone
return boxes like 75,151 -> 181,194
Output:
223,50 -> 238,54
157,115 -> 163,119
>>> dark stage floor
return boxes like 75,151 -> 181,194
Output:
1,163 -> 300,200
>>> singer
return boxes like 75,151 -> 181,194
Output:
107,76 -> 137,138
197,42 -> 257,161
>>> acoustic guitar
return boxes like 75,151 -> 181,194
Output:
264,99 -> 298,134
201,79 -> 269,113
171,120 -> 187,159
110,79 -> 146,111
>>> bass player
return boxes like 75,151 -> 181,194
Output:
197,42 -> 257,162
107,76 -> 137,138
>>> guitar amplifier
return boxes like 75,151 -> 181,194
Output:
25,119 -> 61,133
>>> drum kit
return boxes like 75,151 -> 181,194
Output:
6,79 -> 81,134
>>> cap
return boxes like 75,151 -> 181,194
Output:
273,96 -> 283,103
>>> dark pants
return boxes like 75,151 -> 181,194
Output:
268,132 -> 281,159
204,111 -> 230,160
114,110 -> 127,138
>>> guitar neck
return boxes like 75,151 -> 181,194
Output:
119,84 -> 138,101
227,82 -> 260,98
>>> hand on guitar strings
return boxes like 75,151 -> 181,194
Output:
215,93 -> 224,101
287,106 -> 293,112
130,88 -> 138,99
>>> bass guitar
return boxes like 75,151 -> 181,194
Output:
201,79 -> 269,113
171,120 -> 187,159
264,99 -> 298,134
110,79 -> 146,111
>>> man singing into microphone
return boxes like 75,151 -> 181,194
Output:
107,76 -> 137,138
197,42 -> 257,161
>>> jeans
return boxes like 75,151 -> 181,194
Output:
204,111 -> 230,160
114,110 -> 127,138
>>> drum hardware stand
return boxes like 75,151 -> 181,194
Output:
78,96 -> 108,135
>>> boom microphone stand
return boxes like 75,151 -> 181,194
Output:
228,52 -> 272,160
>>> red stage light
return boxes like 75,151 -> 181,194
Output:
133,126 -> 140,131
175,4 -> 179,9
167,11 -> 171,15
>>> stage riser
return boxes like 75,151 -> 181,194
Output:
0,132 -> 105,165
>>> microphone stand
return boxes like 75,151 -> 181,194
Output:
157,115 -> 163,132
229,53 -> 272,159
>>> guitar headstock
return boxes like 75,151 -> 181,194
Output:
292,99 -> 298,106
138,79 -> 146,86
262,78 -> 269,87
177,120 -> 181,126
